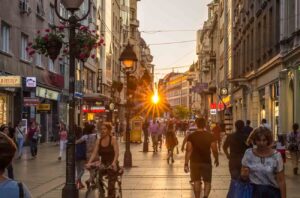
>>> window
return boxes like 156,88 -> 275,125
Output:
48,58 -> 54,71
37,0 -> 45,16
49,5 -> 55,25
35,53 -> 42,66
21,33 -> 29,61
1,22 -> 10,53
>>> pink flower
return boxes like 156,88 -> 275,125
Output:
79,26 -> 88,31
37,30 -> 41,34
25,47 -> 29,51
29,50 -> 35,56
91,54 -> 96,59
43,35 -> 49,41
45,29 -> 50,32
79,53 -> 85,60
58,25 -> 65,31
92,30 -> 96,33
28,42 -> 32,46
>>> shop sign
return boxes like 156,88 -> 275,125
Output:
0,76 -> 21,87
26,77 -> 36,88
210,109 -> 217,115
24,97 -> 40,106
82,105 -> 105,113
36,87 -> 59,101
222,95 -> 231,106
36,104 -> 51,111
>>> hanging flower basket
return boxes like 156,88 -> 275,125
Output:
27,26 -> 65,61
112,81 -> 123,93
46,35 -> 63,61
72,26 -> 105,62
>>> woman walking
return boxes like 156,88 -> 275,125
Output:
76,123 -> 98,187
165,122 -> 178,164
27,121 -> 39,158
15,121 -> 25,159
75,125 -> 86,189
287,123 -> 300,175
242,127 -> 286,198
58,123 -> 68,160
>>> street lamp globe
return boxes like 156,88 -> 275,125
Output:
119,43 -> 138,72
61,0 -> 84,10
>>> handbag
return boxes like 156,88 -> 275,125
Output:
227,179 -> 253,198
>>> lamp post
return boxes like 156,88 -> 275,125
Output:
54,1 -> 91,197
119,43 -> 137,167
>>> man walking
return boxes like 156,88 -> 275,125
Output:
243,120 -> 253,136
223,120 -> 249,180
184,118 -> 219,198
148,119 -> 159,152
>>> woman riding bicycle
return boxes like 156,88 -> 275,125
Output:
86,122 -> 120,196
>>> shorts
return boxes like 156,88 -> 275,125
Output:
190,163 -> 212,183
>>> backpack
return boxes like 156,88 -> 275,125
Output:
18,182 -> 24,198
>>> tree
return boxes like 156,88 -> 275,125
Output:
173,106 -> 190,120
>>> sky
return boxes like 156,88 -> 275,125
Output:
137,0 -> 212,82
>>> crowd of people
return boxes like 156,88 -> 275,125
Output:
0,116 -> 299,198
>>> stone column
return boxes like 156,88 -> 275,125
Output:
294,69 -> 300,125
265,85 -> 272,127
279,71 -> 288,134
251,90 -> 259,128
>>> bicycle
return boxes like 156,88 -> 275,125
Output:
85,162 -> 123,198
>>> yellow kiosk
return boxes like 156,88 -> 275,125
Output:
130,116 -> 143,143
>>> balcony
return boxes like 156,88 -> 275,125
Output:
130,19 -> 139,27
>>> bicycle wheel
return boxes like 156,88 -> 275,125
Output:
115,180 -> 122,198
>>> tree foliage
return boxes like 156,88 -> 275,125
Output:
173,105 -> 190,119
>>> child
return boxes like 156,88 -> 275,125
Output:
276,134 -> 286,163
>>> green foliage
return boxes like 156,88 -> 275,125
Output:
173,105 -> 190,119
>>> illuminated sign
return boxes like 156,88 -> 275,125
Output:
26,77 -> 36,88
36,104 -> 51,111
0,76 -> 21,87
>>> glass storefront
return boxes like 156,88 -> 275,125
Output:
0,94 -> 8,125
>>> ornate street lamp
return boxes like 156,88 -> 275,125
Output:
54,0 -> 91,197
119,43 -> 137,167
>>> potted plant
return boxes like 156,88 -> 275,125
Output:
27,26 -> 65,61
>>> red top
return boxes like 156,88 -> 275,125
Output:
60,130 -> 68,141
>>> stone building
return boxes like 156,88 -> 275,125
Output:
279,0 -> 300,134
0,0 -> 69,141
231,0 -> 281,137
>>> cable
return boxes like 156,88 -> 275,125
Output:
148,40 -> 196,46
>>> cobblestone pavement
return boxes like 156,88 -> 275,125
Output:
11,136 -> 300,198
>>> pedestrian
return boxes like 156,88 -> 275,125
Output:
27,121 -> 40,158
86,122 -> 120,197
0,125 -> 14,179
165,122 -> 178,164
15,121 -> 25,159
276,134 -> 286,163
242,127 -> 286,198
75,125 -> 86,189
261,118 -> 271,130
212,122 -> 222,152
8,122 -> 15,141
243,120 -> 253,136
148,120 -> 159,152
287,123 -> 300,175
76,123 -> 98,187
157,121 -> 165,150
0,132 -> 32,197
58,123 -> 67,161
181,120 -> 197,152
184,118 -> 219,198
223,120 -> 249,180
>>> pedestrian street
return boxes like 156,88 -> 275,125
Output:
10,136 -> 300,198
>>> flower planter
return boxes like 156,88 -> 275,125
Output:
46,38 -> 62,61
